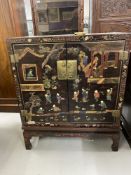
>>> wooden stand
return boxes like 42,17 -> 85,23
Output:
23,127 -> 120,151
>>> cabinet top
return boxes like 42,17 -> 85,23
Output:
7,32 -> 131,43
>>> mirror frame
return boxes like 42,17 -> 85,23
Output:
30,0 -> 84,35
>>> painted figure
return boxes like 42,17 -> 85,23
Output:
82,88 -> 88,102
56,93 -> 64,104
94,90 -> 100,101
72,91 -> 79,102
73,78 -> 80,90
27,69 -> 34,77
45,90 -> 52,104
99,101 -> 107,110
106,88 -> 113,101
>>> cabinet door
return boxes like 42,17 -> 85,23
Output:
66,40 -> 126,124
13,42 -> 69,123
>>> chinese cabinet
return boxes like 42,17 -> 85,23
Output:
7,33 -> 130,150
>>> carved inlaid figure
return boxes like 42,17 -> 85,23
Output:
73,78 -> 80,90
94,90 -> 100,101
106,88 -> 113,101
82,88 -> 88,102
37,107 -> 44,114
52,104 -> 61,112
99,100 -> 107,110
51,76 -> 58,89
43,76 -> 51,89
44,65 -> 52,75
83,55 -> 89,66
56,93 -> 64,104
72,90 -> 79,102
45,90 -> 52,104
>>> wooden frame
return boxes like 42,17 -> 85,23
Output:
30,0 -> 84,35
22,64 -> 38,81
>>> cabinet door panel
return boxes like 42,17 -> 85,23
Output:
66,41 -> 125,124
13,43 -> 68,120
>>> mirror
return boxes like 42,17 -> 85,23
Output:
24,0 -> 90,35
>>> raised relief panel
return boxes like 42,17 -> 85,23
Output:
100,0 -> 130,18
99,21 -> 131,33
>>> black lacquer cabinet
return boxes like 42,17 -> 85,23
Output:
7,33 -> 131,150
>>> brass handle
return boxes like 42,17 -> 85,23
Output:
57,60 -> 77,80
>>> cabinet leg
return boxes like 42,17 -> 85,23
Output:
23,131 -> 32,150
111,133 -> 120,151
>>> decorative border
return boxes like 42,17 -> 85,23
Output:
6,33 -> 131,48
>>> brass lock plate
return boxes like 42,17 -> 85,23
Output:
57,60 -> 77,80
57,60 -> 67,80
67,60 -> 77,80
